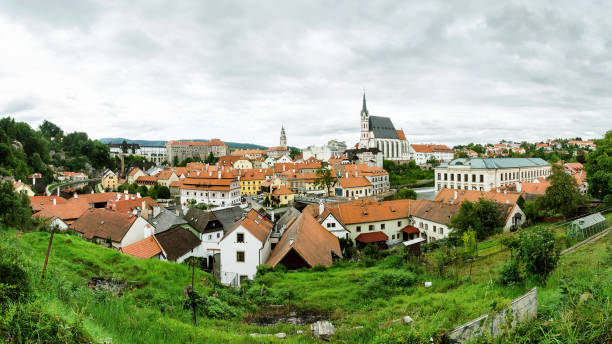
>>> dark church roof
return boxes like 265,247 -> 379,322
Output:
369,116 -> 399,139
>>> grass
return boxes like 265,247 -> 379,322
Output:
3,227 -> 610,343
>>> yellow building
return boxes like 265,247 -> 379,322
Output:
239,169 -> 266,196
270,185 -> 294,206
101,170 -> 118,191
233,159 -> 253,170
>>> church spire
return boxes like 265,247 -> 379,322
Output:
362,92 -> 367,114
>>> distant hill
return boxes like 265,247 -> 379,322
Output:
98,138 -> 268,150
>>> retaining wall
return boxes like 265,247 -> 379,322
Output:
447,287 -> 537,343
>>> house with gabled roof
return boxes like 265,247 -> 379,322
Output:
266,212 -> 341,269
70,208 -> 154,249
218,209 -> 273,287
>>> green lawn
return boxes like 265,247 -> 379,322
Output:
4,229 -> 611,343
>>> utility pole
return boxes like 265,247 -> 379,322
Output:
41,229 -> 55,280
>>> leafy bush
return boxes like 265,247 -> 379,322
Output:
496,259 -> 524,286
362,244 -> 380,260
202,296 -> 241,319
517,227 -> 560,280
358,271 -> 418,300
0,262 -> 30,303
312,264 -> 328,272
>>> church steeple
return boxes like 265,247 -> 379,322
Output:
280,126 -> 287,148
361,92 -> 368,116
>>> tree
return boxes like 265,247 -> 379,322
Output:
454,151 -> 469,159
450,198 -> 504,240
516,226 -> 560,280
289,147 -> 301,160
173,156 -> 179,167
121,140 -> 128,154
314,167 -> 336,196
395,187 -> 417,200
462,228 -> 478,278
540,164 -> 584,218
0,181 -> 33,230
426,156 -> 440,167
137,185 -> 148,197
39,120 -> 63,138
585,130 -> 612,200
204,152 -> 218,165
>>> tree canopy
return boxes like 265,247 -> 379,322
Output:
450,198 -> 504,240
314,167 -> 336,195
540,164 -> 584,218
585,130 -> 612,202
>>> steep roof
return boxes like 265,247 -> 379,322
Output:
155,226 -> 202,261
369,116 -> 399,139
271,185 -> 293,196
266,212 -> 341,268
224,209 -> 272,243
184,207 -> 224,234
409,199 -> 460,225
71,208 -> 138,242
396,130 -> 407,141
107,196 -> 158,213
128,168 -> 142,177
121,236 -> 161,259
211,206 -> 245,229
149,208 -> 188,234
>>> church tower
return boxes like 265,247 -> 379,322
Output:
280,126 -> 287,148
358,92 -> 370,149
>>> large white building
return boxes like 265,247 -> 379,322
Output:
357,93 -> 409,161
302,140 -> 347,161
179,172 -> 241,208
434,158 -> 552,193
409,144 -> 454,165
108,143 -> 167,164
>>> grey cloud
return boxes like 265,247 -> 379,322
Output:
1,96 -> 39,115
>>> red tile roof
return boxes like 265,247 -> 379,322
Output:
337,176 -> 372,188
271,185 -> 293,196
71,208 -> 138,243
396,130 -> 407,141
410,144 -> 453,153
401,225 -> 420,234
29,196 -> 67,212
32,198 -> 89,223
355,231 -> 388,243
266,212 -> 341,267
121,236 -> 161,259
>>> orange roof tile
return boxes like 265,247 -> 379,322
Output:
337,176 -> 371,188
121,236 -> 161,259
410,144 -> 453,153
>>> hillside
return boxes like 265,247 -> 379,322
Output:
2,228 -> 610,343
98,138 -> 269,150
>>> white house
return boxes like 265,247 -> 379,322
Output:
179,173 -> 241,208
219,210 -> 273,287
409,144 -> 454,165
71,208 -> 154,249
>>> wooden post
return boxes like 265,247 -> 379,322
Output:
41,230 -> 55,280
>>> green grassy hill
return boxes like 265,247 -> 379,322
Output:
1,229 -> 610,343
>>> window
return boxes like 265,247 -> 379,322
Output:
217,233 -> 220,238
472,174 -> 476,182
440,228 -> 444,235
381,224 -> 385,230
391,234 -> 395,240
369,225 -> 374,231
356,226 -> 361,232
331,223 -> 336,228
237,233 -> 244,243
480,174 -> 484,183
397,221 -> 402,227
433,225 -> 437,233
208,234 -> 212,240
236,251 -> 245,262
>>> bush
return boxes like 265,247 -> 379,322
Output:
312,264 -> 328,272
496,259 -> 524,286
358,271 -> 418,300
202,296 -> 241,319
0,262 -> 30,304
362,244 -> 380,260
517,227 -> 560,280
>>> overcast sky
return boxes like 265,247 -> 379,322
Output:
1,1 -> 611,148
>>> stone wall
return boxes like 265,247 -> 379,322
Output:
447,287 -> 537,343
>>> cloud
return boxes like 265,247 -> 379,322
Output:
0,0 -> 610,148
1,96 -> 39,115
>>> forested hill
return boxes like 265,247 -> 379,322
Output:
0,117 -> 112,182
99,138 -> 268,150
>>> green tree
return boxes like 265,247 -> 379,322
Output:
289,147 -> 301,160
121,140 -> 128,153
173,156 -> 179,167
204,152 -> 218,165
450,198 -> 504,240
39,120 -> 63,139
395,188 -> 417,200
585,130 -> 612,200
462,228 -> 478,277
540,164 -> 584,218
137,185 -> 148,197
314,167 -> 336,195
0,181 -> 33,229
516,226 -> 560,280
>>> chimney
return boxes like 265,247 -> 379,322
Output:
124,189 -> 128,195
453,190 -> 458,200
237,175 -> 240,181
74,193 -> 78,199
175,208 -> 180,216
516,182 -> 522,192
197,171 -> 200,176
496,188 -> 500,193
503,189 -> 507,195
32,178 -> 35,186
209,171 -> 212,177
319,199 -> 324,216
218,171 -> 221,179
271,211 -> 275,222
137,192 -> 141,198
345,172 -> 349,178
141,201 -> 148,220
143,224 -> 152,239
52,198 -> 56,206
153,206 -> 161,218
259,168 -> 262,172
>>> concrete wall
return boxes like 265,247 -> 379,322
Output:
447,287 -> 538,343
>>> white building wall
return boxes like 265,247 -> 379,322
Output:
434,165 -> 552,193
219,225 -> 268,286
117,217 -> 152,248
412,217 -> 451,242
320,214 -> 349,239
180,182 -> 241,207
345,218 -> 411,246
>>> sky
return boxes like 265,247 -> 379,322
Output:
1,0 -> 611,148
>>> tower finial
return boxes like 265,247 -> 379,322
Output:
361,90 -> 368,116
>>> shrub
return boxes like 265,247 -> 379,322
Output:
0,262 -> 30,303
312,264 -> 328,272
202,296 -> 240,319
362,244 -> 380,260
517,227 -> 560,280
256,264 -> 275,277
496,259 -> 524,286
